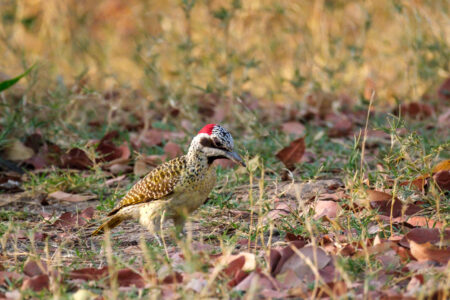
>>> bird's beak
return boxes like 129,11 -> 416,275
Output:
225,151 -> 246,167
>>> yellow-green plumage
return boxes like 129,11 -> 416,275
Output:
91,124 -> 244,239
91,154 -> 216,236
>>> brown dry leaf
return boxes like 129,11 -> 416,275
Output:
108,163 -> 132,174
326,114 -> 353,138
160,272 -> 183,284
401,228 -> 450,248
367,190 -> 402,217
220,252 -> 256,275
367,190 -> 422,217
23,260 -> 47,277
49,191 -> 97,202
396,102 -> 433,120
133,155 -> 163,176
276,137 -> 305,170
117,268 -> 146,288
223,256 -> 246,277
164,142 -> 182,159
68,267 -> 109,281
281,121 -> 306,137
265,201 -> 293,222
96,131 -> 130,163
314,200 -> 340,220
0,271 -> 22,286
3,139 -> 34,161
60,148 -> 93,170
104,174 -> 126,186
404,159 -> 450,190
21,274 -> 49,292
53,207 -> 95,228
409,240 -> 450,264
434,170 -> 450,191
277,245 -> 330,281
233,270 -> 280,291
406,216 -> 443,229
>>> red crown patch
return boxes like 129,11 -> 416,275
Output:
198,124 -> 216,135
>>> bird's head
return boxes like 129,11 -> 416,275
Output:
190,124 -> 246,167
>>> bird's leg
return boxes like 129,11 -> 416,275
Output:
153,233 -> 162,246
172,215 -> 186,239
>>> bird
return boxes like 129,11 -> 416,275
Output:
91,124 -> 246,243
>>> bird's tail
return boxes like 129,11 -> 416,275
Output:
91,215 -> 124,236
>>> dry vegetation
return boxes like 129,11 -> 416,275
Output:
0,0 -> 449,299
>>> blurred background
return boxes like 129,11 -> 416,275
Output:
0,0 -> 448,145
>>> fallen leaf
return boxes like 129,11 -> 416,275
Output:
280,121 -> 306,137
223,256 -> 245,278
60,148 -> 93,170
409,240 -> 450,264
405,216 -> 443,229
108,163 -> 132,174
185,273 -> 207,292
140,129 -> 163,147
21,274 -> 49,292
277,245 -> 330,280
133,155 -> 163,176
400,228 -> 450,248
164,142 -> 182,159
53,207 -> 95,228
314,200 -> 340,220
403,159 -> 450,190
316,280 -> 347,298
434,170 -> 450,191
23,260 -> 47,277
326,114 -> 353,138
276,137 -> 305,170
49,191 -> 97,202
221,252 -> 256,275
104,174 -> 126,186
117,268 -> 146,288
96,131 -> 130,163
233,270 -> 280,291
161,272 -> 183,284
265,201 -> 292,222
396,102 -> 433,120
68,267 -> 109,281
367,190 -> 421,217
0,271 -> 21,286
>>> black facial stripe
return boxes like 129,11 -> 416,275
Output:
207,155 -> 227,164
201,136 -> 229,151
200,137 -> 213,148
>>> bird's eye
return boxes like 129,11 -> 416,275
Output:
213,137 -> 223,148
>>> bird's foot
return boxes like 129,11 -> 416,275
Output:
153,234 -> 162,247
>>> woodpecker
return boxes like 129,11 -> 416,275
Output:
92,124 -> 245,242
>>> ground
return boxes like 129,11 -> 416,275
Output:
0,1 -> 449,299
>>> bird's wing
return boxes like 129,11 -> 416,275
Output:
107,156 -> 186,216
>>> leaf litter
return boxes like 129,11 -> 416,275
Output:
1,81 -> 449,299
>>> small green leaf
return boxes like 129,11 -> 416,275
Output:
0,64 -> 35,92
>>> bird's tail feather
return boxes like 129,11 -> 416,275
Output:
91,215 -> 123,236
